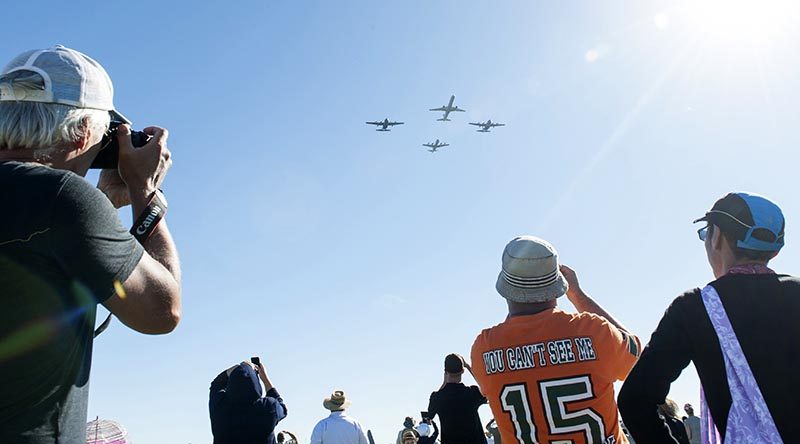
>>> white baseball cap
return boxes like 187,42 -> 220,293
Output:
0,45 -> 129,123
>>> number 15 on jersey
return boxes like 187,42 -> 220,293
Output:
500,376 -> 616,444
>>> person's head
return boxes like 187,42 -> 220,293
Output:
323,390 -> 351,412
684,403 -> 695,416
695,193 -> 784,278
401,431 -> 418,444
658,398 -> 681,419
0,46 -> 127,175
444,353 -> 464,380
495,236 -> 568,315
403,416 -> 415,428
225,362 -> 262,403
277,432 -> 285,443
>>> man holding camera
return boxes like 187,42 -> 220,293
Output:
0,45 -> 181,443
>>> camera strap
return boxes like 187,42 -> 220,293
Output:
94,313 -> 113,338
131,189 -> 168,244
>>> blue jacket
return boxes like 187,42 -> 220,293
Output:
209,363 -> 287,443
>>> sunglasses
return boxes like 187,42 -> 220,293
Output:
697,225 -> 709,241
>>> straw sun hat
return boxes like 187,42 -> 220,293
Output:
323,390 -> 352,411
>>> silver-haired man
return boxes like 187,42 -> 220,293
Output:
0,45 -> 181,443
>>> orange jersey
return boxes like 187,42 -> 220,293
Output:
471,308 -> 640,444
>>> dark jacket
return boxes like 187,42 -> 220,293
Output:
619,274 -> 800,443
209,363 -> 287,444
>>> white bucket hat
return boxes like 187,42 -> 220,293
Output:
496,236 -> 568,303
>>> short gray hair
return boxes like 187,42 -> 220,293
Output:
0,101 -> 110,153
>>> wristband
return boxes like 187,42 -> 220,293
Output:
130,189 -> 168,243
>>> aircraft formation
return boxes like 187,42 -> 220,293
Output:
365,94 -> 504,154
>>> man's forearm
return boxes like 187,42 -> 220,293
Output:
141,222 -> 181,283
569,289 -> 629,333
131,193 -> 181,284
260,374 -> 275,392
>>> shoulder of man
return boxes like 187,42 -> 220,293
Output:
470,319 -> 518,359
566,310 -> 644,360
1,162 -> 78,210
658,287 -> 703,323
54,168 -> 115,208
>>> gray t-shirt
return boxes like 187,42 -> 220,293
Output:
0,161 -> 143,443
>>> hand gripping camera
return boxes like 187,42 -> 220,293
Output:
90,119 -> 150,169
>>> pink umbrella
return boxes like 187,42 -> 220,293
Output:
86,417 -> 129,444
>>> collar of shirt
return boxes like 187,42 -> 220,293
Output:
727,264 -> 775,275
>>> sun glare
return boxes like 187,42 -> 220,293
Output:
683,0 -> 799,47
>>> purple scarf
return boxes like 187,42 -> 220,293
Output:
700,265 -> 782,443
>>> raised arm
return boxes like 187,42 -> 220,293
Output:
560,265 -> 631,334
100,125 -> 181,334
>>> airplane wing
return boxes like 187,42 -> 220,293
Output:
441,143 -> 450,147
492,123 -> 506,127
388,122 -> 404,126
366,121 -> 381,125
469,122 -> 482,126
429,107 -> 447,112
453,108 -> 466,112
422,144 -> 433,148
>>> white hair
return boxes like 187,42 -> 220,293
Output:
0,101 -> 110,154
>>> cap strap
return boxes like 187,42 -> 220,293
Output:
737,227 -> 784,252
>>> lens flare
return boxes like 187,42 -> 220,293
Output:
113,280 -> 126,299
683,0 -> 799,47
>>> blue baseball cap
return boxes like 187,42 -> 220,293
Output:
694,192 -> 785,252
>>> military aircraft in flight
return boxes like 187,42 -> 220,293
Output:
469,120 -> 505,132
422,139 -> 449,152
366,118 -> 404,131
429,95 -> 466,121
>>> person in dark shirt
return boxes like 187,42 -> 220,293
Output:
427,354 -> 487,444
619,192 -> 798,443
209,360 -> 287,444
0,46 -> 181,443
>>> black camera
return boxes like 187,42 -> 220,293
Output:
90,120 -> 150,169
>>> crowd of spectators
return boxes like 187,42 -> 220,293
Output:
1,44 -> 797,444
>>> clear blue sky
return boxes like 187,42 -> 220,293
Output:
4,1 -> 800,442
